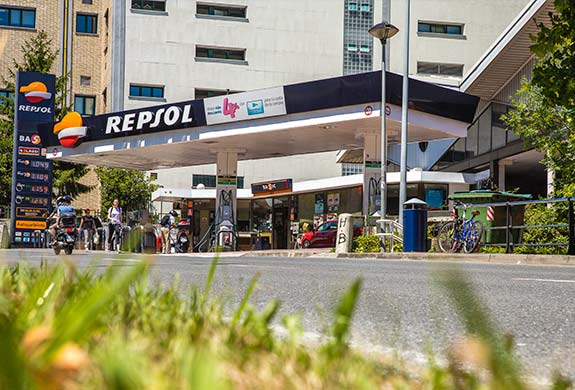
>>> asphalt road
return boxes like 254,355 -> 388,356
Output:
2,249 -> 574,382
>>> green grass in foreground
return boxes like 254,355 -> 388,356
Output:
0,256 -> 572,389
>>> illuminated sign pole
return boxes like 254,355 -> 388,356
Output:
10,72 -> 55,247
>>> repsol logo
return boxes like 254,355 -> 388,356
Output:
105,104 -> 194,134
18,105 -> 52,113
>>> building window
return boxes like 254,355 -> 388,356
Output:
80,75 -> 91,86
0,90 -> 14,106
149,172 -> 158,180
343,0 -> 373,75
102,87 -> 107,107
129,84 -> 164,98
193,174 -> 244,189
196,46 -> 246,61
418,22 -> 463,36
74,95 -> 96,116
76,13 -> 97,34
0,7 -> 35,28
194,89 -> 241,99
131,0 -> 166,12
417,61 -> 464,77
82,0 -> 93,4
342,163 -> 363,176
197,3 -> 246,18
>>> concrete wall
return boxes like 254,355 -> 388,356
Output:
373,0 -> 530,86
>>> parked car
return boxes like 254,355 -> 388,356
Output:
301,220 -> 363,248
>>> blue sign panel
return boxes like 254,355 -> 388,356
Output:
10,72 -> 55,247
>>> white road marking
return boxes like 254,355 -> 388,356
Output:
223,264 -> 298,270
512,278 -> 575,284
101,257 -> 144,262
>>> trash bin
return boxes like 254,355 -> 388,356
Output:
448,191 -> 532,245
403,198 -> 428,252
142,225 -> 157,254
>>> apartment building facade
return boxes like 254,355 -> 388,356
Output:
111,0 -> 528,196
0,0 -> 112,209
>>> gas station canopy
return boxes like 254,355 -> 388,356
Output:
44,71 -> 479,170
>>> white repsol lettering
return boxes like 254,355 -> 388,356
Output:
136,111 -> 153,130
104,104 -> 194,135
122,113 -> 136,132
150,108 -> 165,128
182,105 -> 193,123
106,116 -> 122,134
18,105 -> 52,114
164,106 -> 179,126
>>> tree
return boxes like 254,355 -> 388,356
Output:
502,1 -> 575,196
95,167 -> 158,216
502,81 -> 575,194
530,0 -> 575,109
0,31 -> 91,205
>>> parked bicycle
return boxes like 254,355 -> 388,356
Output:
437,200 -> 484,253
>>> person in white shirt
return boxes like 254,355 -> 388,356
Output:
107,199 -> 122,251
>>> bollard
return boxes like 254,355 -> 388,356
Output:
335,213 -> 353,254
568,198 -> 575,256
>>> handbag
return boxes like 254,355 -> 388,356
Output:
93,231 -> 100,245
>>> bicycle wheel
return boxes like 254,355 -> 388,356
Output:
463,220 -> 484,253
437,221 -> 457,253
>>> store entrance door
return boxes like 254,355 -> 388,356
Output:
273,197 -> 289,249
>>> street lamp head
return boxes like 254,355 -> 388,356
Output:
368,22 -> 399,43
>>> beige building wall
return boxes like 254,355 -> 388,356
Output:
70,0 -> 111,115
0,0 -> 61,86
1,0 -> 111,212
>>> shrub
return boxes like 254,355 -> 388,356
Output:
514,202 -> 568,254
352,234 -> 381,253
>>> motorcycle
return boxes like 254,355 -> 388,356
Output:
49,213 -> 77,255
174,220 -> 190,253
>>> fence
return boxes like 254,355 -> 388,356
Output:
454,197 -> 575,255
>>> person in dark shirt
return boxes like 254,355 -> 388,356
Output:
79,208 -> 95,251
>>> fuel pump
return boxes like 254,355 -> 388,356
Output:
215,188 -> 236,251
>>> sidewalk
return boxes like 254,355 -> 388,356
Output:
243,248 -> 575,266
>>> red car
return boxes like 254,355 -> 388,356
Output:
301,220 -> 363,248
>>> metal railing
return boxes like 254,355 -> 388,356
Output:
376,219 -> 403,252
454,197 -> 575,254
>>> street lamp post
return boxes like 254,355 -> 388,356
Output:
368,22 -> 398,223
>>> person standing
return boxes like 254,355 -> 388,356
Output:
79,208 -> 95,251
160,210 -> 177,254
107,199 -> 122,251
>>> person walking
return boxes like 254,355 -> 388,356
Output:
107,199 -> 122,251
79,208 -> 95,251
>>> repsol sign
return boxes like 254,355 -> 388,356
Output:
105,104 -> 195,134
18,105 -> 52,114
40,99 -> 206,147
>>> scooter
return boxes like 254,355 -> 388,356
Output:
175,220 -> 190,253
49,214 -> 77,255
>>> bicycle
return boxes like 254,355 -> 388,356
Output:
437,200 -> 484,253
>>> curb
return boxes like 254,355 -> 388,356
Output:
335,252 -> 575,266
232,249 -> 575,266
